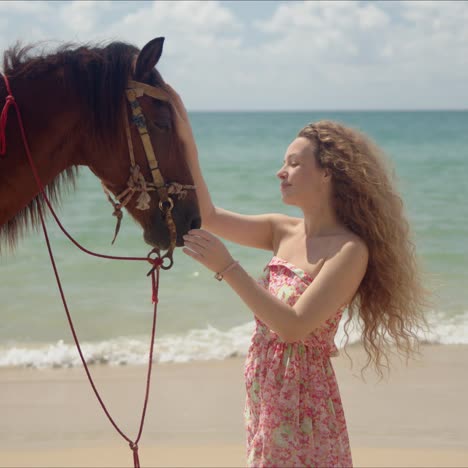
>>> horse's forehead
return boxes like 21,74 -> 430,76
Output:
150,68 -> 164,86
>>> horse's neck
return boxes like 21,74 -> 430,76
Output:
0,76 -> 84,226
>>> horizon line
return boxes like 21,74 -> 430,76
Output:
188,108 -> 468,113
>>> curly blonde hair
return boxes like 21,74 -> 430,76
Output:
298,120 -> 429,375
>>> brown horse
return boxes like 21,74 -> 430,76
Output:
0,37 -> 200,256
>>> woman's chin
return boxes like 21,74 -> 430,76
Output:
280,194 -> 295,206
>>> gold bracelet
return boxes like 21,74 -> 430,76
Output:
214,260 -> 239,281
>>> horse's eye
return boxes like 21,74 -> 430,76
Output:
150,104 -> 172,130
151,119 -> 171,130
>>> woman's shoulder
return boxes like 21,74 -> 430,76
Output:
269,214 -> 302,229
270,215 -> 302,251
270,214 -> 302,236
336,229 -> 368,251
328,230 -> 369,266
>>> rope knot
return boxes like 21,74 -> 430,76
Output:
129,441 -> 141,468
152,257 -> 163,268
147,249 -> 163,272
147,255 -> 163,271
146,251 -> 163,304
112,207 -> 123,219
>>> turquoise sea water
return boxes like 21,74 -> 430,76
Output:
1,111 -> 467,367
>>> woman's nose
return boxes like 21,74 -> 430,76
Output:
276,168 -> 287,179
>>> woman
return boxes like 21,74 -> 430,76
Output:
164,85 -> 428,467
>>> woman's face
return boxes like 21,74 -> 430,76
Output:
276,137 -> 329,207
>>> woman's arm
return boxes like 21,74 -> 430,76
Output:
165,84 -> 286,251
183,229 -> 368,342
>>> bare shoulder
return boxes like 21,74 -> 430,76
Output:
270,214 -> 302,250
270,213 -> 301,232
329,231 -> 369,267
342,232 -> 368,255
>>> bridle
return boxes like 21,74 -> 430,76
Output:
102,79 -> 196,269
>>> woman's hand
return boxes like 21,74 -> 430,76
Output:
163,83 -> 197,152
183,229 -> 235,274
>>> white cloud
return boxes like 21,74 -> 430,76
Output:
107,0 -> 242,47
254,1 -> 390,65
257,1 -> 389,34
0,0 -> 51,14
358,3 -> 390,30
247,0 -> 468,109
0,0 -> 466,110
58,1 -> 113,34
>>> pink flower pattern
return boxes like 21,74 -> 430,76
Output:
244,256 -> 353,467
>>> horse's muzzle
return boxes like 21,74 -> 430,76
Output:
143,213 -> 201,250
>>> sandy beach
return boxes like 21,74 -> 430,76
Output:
1,344 -> 467,467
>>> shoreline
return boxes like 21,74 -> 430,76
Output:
1,344 -> 467,467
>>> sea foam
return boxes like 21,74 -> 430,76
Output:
1,310 -> 467,369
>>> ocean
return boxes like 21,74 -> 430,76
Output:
1,111 -> 467,368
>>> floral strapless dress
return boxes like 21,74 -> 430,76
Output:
244,256 -> 352,467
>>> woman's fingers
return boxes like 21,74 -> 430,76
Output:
182,247 -> 203,262
188,229 -> 207,237
183,229 -> 234,274
187,229 -> 215,242
184,232 -> 210,249
183,239 -> 206,254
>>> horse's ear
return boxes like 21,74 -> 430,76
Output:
134,37 -> 165,80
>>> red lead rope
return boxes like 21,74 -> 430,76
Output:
0,94 -> 14,155
1,73 -> 163,467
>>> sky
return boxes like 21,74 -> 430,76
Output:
0,0 -> 467,111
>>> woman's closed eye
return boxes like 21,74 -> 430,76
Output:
282,160 -> 299,168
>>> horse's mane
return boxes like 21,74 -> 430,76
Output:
3,40 -> 139,141
0,168 -> 79,252
1,41 -> 139,252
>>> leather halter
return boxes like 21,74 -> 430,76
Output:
102,79 -> 195,269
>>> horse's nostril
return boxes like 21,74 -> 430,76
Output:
190,216 -> 202,230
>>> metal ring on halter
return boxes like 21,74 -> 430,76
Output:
158,197 -> 174,212
159,254 -> 174,270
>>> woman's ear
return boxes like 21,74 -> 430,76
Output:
322,168 -> 332,182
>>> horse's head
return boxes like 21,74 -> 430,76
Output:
93,38 -> 201,255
